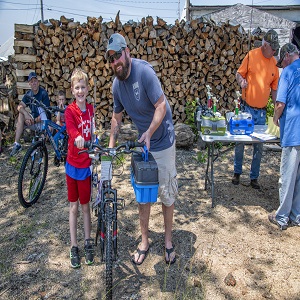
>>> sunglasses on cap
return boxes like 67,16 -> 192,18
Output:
108,48 -> 125,63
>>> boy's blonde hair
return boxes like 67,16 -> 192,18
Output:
71,68 -> 88,87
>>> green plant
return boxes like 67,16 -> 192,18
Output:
266,97 -> 274,121
103,135 -> 110,147
214,142 -> 223,150
184,97 -> 199,137
196,151 -> 207,163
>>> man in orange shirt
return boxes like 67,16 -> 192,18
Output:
232,29 -> 280,189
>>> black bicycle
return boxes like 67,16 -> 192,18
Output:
80,140 -> 143,300
18,96 -> 68,208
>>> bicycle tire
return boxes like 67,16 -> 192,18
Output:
105,203 -> 113,300
18,141 -> 48,208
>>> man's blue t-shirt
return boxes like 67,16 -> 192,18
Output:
112,58 -> 175,152
22,86 -> 50,118
276,59 -> 300,147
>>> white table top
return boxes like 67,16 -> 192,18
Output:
200,125 -> 279,143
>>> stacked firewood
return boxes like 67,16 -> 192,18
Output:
14,14 -> 255,129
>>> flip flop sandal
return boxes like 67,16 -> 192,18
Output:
165,246 -> 176,265
132,247 -> 149,265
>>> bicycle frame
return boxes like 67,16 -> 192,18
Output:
40,119 -> 67,160
96,180 -> 121,261
80,140 -> 143,300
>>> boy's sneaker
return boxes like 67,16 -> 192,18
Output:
10,143 -> 22,157
70,246 -> 81,268
84,238 -> 95,265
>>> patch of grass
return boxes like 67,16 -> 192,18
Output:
8,150 -> 25,169
196,151 -> 207,164
12,219 -> 47,251
0,219 -> 43,278
13,222 -> 36,250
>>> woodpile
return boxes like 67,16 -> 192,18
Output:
0,55 -> 17,131
13,14 -> 255,129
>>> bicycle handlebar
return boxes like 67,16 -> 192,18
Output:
25,95 -> 65,114
77,140 -> 145,157
74,141 -> 145,156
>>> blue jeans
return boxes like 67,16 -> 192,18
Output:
234,105 -> 266,179
276,146 -> 300,226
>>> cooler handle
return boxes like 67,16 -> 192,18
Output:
142,145 -> 149,162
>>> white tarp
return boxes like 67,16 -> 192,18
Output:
0,36 -> 14,61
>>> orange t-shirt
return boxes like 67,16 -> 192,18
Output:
237,47 -> 279,108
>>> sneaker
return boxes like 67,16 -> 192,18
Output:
70,246 -> 81,268
268,214 -> 288,230
290,220 -> 300,227
84,238 -> 95,265
232,173 -> 240,185
10,143 -> 22,157
250,179 -> 260,189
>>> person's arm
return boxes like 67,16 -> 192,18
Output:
56,112 -> 61,124
17,101 -> 34,125
236,72 -> 248,89
109,111 -> 123,148
56,102 -> 63,124
273,101 -> 285,127
271,89 -> 277,105
138,94 -> 166,150
65,107 -> 84,148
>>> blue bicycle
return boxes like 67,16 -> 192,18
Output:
17,96 -> 68,208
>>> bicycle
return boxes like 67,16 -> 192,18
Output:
80,140 -> 144,300
17,96 -> 68,208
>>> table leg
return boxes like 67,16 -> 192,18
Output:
204,142 -> 216,207
211,142 -> 215,208
204,144 -> 211,190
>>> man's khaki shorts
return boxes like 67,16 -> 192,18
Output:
151,143 -> 178,207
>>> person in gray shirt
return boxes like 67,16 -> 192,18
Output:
106,33 -> 178,265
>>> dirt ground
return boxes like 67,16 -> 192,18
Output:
1,138 -> 300,300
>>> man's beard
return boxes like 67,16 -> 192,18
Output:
114,55 -> 130,81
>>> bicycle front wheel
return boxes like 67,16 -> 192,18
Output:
18,141 -> 48,208
105,203 -> 113,300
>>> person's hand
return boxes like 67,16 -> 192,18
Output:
75,136 -> 85,149
138,131 -> 151,150
240,78 -> 248,89
273,116 -> 279,127
24,112 -> 34,126
58,100 -> 64,109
